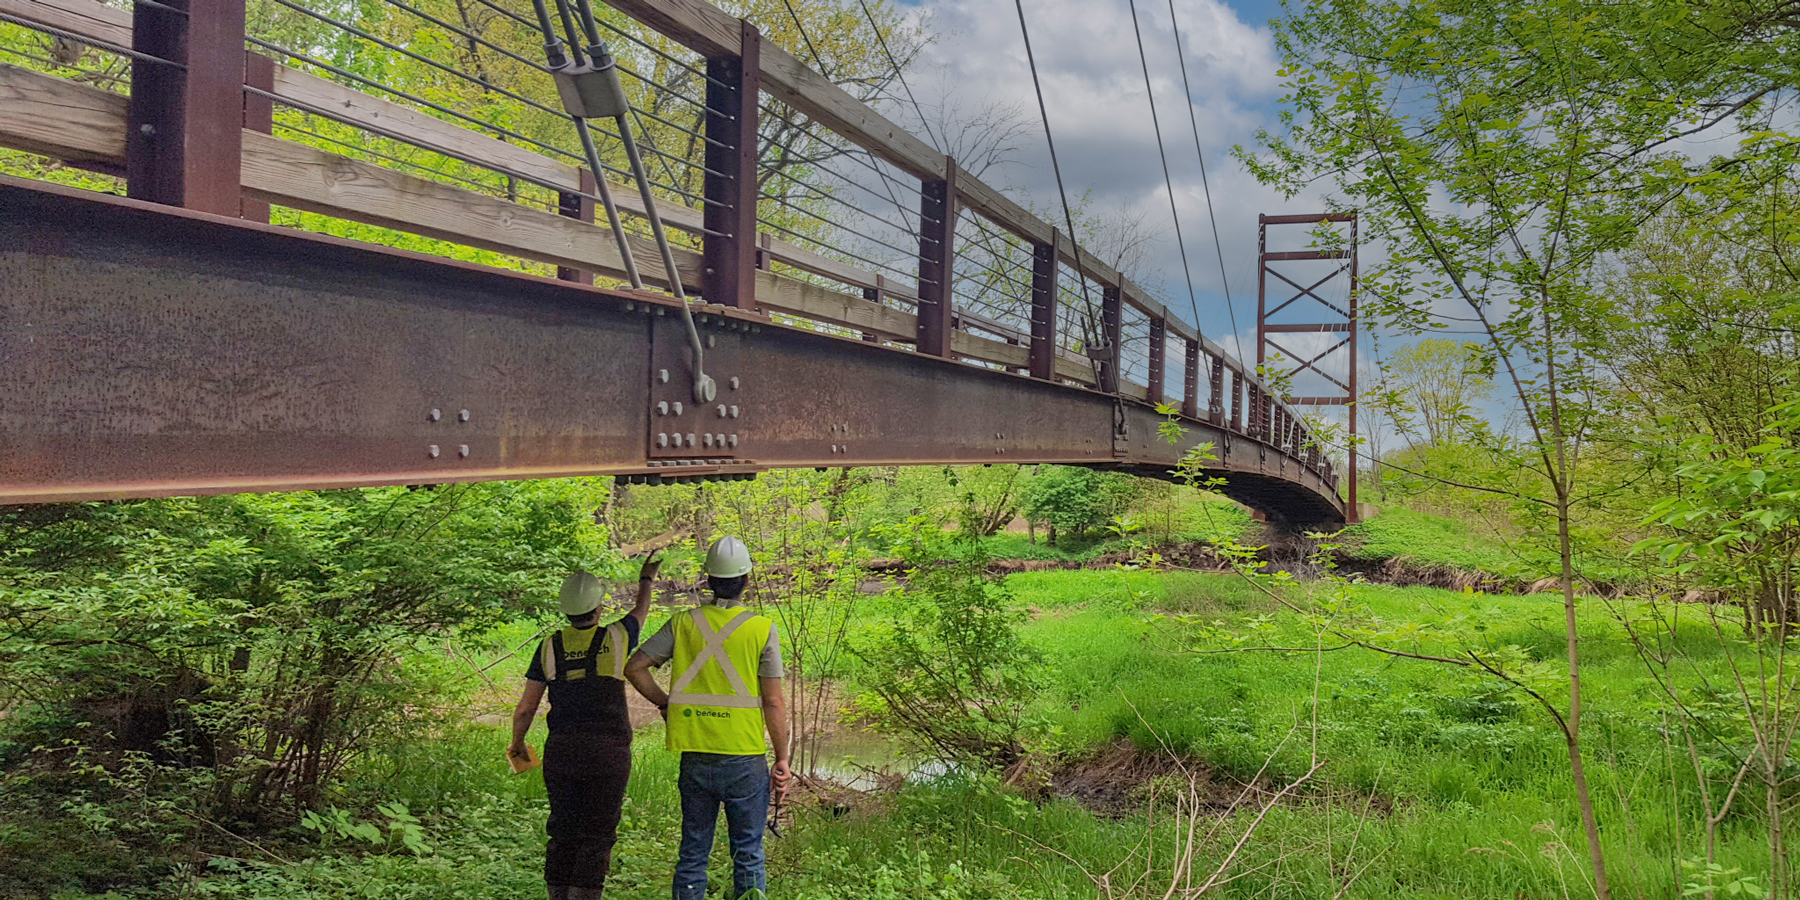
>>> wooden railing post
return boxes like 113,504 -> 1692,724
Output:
1146,316 -> 1166,404
917,156 -> 957,357
127,0 -> 245,215
1029,230 -> 1059,380
557,168 -> 598,284
702,20 -> 761,308
1182,339 -> 1200,418
1208,355 -> 1225,425
240,51 -> 273,223
1229,369 -> 1242,432
1100,283 -> 1122,394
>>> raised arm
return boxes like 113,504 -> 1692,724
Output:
629,555 -> 661,628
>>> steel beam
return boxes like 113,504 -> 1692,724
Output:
0,179 -> 1344,526
916,157 -> 956,357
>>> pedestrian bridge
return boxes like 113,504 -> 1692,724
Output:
0,0 -> 1348,526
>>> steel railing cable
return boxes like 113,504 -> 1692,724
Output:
756,216 -> 934,284
0,12 -> 181,66
531,0 -> 717,405
1165,0 -> 1245,364
1127,0 -> 1205,358
1011,0 -> 1106,384
759,166 -> 922,239
757,107 -> 927,198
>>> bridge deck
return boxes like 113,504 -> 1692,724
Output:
0,180 -> 1344,526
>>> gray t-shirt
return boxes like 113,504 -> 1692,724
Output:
637,606 -> 786,678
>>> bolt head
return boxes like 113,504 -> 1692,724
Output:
729,377 -> 741,391
658,401 -> 670,416
697,376 -> 717,403
139,123 -> 155,135
703,434 -> 715,448
658,433 -> 670,447
707,335 -> 716,348
717,404 -> 728,417
428,444 -> 440,458
830,444 -> 839,453
458,409 -> 470,422
658,369 -> 670,384
714,434 -> 725,446
673,402 -> 684,416
686,434 -> 696,447
729,405 -> 739,418
727,434 -> 739,447
428,408 -> 442,422
458,444 -> 470,458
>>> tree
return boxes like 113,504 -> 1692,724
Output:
1018,466 -> 1141,546
1242,0 -> 1799,891
1379,339 -> 1492,448
0,480 -> 616,810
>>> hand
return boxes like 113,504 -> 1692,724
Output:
507,740 -> 528,760
771,759 -> 792,800
639,554 -> 663,582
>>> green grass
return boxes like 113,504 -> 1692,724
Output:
1339,507 -> 1553,577
25,568 -> 1783,899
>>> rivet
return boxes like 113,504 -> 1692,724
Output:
671,433 -> 683,447
428,444 -> 440,458
729,377 -> 741,390
458,409 -> 470,422
428,408 -> 442,422
658,369 -> 670,383
717,404 -> 728,417
658,433 -> 670,447
698,314 -> 709,324
686,434 -> 696,447
673,402 -> 684,416
728,434 -> 739,447
729,405 -> 739,418
831,444 -> 839,453
707,335 -> 716,348
625,301 -> 635,311
658,401 -> 670,415
703,434 -> 715,448
458,444 -> 470,458
139,123 -> 155,135
714,434 -> 726,446
656,308 -> 666,316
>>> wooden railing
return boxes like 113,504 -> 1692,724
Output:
0,0 -> 1337,487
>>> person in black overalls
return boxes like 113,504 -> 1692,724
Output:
509,555 -> 659,900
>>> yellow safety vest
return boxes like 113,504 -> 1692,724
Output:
539,620 -> 629,683
666,605 -> 774,755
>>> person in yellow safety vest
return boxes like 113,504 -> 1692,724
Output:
510,555 -> 660,900
624,536 -> 792,900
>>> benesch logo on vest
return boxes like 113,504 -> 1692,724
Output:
683,708 -> 731,720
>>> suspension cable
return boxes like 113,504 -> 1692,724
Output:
1127,0 -> 1204,344
1166,0 -> 1245,363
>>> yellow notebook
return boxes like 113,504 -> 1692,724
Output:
508,743 -> 542,775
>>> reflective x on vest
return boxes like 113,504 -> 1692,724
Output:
668,608 -> 762,709
539,621 -> 628,683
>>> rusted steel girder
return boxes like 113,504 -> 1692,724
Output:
0,179 -> 1345,526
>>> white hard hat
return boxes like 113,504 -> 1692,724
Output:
558,570 -> 606,616
704,536 -> 753,578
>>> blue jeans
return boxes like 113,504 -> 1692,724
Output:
674,752 -> 769,900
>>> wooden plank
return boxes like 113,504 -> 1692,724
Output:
240,129 -> 701,289
0,63 -> 126,163
0,0 -> 131,49
753,268 -> 916,339
601,0 -> 741,58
